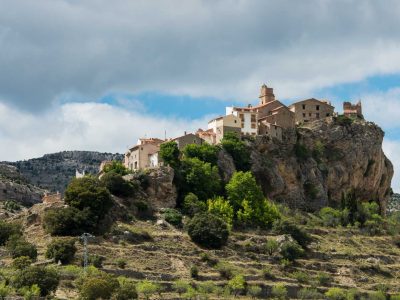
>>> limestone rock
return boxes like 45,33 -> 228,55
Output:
144,167 -> 177,210
217,149 -> 236,183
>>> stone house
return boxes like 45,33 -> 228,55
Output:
289,98 -> 334,124
196,128 -> 217,145
343,101 -> 363,118
124,138 -> 164,171
207,114 -> 242,144
171,132 -> 205,150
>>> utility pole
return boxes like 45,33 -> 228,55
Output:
80,233 -> 94,275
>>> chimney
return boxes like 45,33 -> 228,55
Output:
184,131 -> 187,135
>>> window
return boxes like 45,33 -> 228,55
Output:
241,123 -> 244,128
316,113 -> 320,119
302,104 -> 306,109
251,123 -> 256,129
234,120 -> 237,123
326,113 -> 330,117
251,114 -> 256,122
239,113 -> 244,120
302,113 -> 306,117
316,105 -> 320,110
309,113 -> 312,117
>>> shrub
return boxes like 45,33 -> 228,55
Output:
207,196 -> 234,229
116,258 -> 127,269
265,239 -> 279,256
303,181 -> 318,200
102,160 -> 130,176
64,176 -> 113,221
100,171 -> 136,197
190,265 -> 199,278
325,287 -> 347,300
183,193 -> 207,217
12,256 -> 32,270
79,276 -> 118,300
187,212 -> 229,249
228,275 -> 246,297
0,221 -> 21,245
280,241 -> 304,261
316,272 -> 332,286
273,219 -> 312,248
88,255 -> 104,268
13,266 -> 60,296
43,207 -> 94,236
0,282 -> 11,299
199,252 -> 219,266
319,207 -> 342,227
172,280 -> 191,296
160,141 -> 180,168
271,283 -> 287,300
161,208 -> 183,227
215,262 -> 237,279
20,284 -> 40,300
368,291 -> 386,300
291,270 -> 310,284
295,142 -> 310,161
247,285 -> 262,298
262,266 -> 275,279
46,238 -> 77,265
198,281 -> 216,296
221,132 -> 250,171
4,200 -> 21,212
6,236 -> 37,260
298,288 -> 323,299
335,115 -> 353,126
136,280 -> 161,300
113,277 -> 138,300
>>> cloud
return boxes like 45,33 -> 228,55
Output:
0,101 -> 208,161
383,139 -> 400,193
1,0 -> 400,110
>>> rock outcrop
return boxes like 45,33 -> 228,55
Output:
0,164 -> 46,206
248,117 -> 393,212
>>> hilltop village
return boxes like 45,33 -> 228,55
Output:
123,84 -> 363,171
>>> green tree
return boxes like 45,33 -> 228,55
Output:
64,176 -> 113,221
102,160 -> 130,175
6,236 -> 37,260
12,256 -> 32,270
161,208 -> 183,227
207,196 -> 234,229
187,212 -> 229,249
0,221 -> 21,246
100,171 -> 136,197
272,283 -> 287,300
221,132 -> 250,171
228,274 -> 246,296
178,157 -> 221,201
183,193 -> 207,217
159,141 -> 180,168
183,143 -> 220,165
80,277 -> 118,300
45,238 -> 77,265
113,277 -> 138,300
280,241 -> 304,262
136,280 -> 160,300
13,266 -> 59,297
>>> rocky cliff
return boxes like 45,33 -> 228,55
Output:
5,151 -> 123,194
247,117 -> 393,212
0,164 -> 46,206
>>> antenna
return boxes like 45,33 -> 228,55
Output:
80,233 -> 94,275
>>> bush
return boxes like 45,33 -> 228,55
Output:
221,132 -> 250,171
187,212 -> 229,249
335,115 -> 354,126
368,291 -> 386,300
228,274 -> 246,297
161,208 -> 183,227
159,141 -> 180,169
4,200 -> 21,212
6,236 -> 37,260
280,241 -> 304,261
265,239 -> 279,256
199,252 -> 219,266
319,207 -> 342,227
172,280 -> 191,296
247,285 -> 262,298
13,266 -> 60,296
12,256 -> 32,270
291,270 -> 310,284
298,288 -> 323,299
46,238 -> 77,265
100,171 -> 136,197
316,272 -> 332,286
325,287 -> 347,300
116,258 -> 127,269
20,284 -> 40,300
190,265 -> 199,278
102,160 -> 131,176
136,280 -> 161,300
271,283 -> 287,300
64,176 -> 113,221
183,193 -> 206,217
79,276 -> 119,300
207,196 -> 234,229
262,266 -> 275,279
113,278 -> 138,300
273,219 -> 311,248
215,262 -> 237,279
295,143 -> 310,161
43,207 -> 94,236
88,255 -> 104,268
0,221 -> 21,245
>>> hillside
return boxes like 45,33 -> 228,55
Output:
5,151 -> 123,194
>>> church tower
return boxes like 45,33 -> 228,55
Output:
259,84 -> 275,105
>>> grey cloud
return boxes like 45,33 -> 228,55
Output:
1,0 -> 400,110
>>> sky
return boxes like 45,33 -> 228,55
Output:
0,0 -> 399,191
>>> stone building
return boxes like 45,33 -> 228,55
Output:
343,101 -> 363,118
124,138 -> 164,171
196,128 -> 217,145
225,105 -> 258,136
171,132 -> 205,150
207,114 -> 242,143
289,98 -> 335,124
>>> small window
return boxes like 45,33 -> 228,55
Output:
234,120 -> 237,123
316,105 -> 320,110
239,113 -> 244,120
302,113 -> 306,117
251,123 -> 256,129
141,147 -> 143,150
241,123 -> 244,128
251,114 -> 256,122
316,113 -> 320,119
309,113 -> 312,117
302,104 -> 306,109
326,113 -> 330,117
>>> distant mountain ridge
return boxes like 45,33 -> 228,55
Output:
4,151 -> 123,194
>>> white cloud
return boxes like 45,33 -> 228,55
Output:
383,139 -> 400,193
0,102 -> 208,161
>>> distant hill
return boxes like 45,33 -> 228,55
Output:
5,151 -> 123,194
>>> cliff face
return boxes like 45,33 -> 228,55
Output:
249,118 -> 393,212
5,151 -> 123,193
0,164 -> 46,206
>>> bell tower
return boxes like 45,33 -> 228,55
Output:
259,84 -> 275,105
